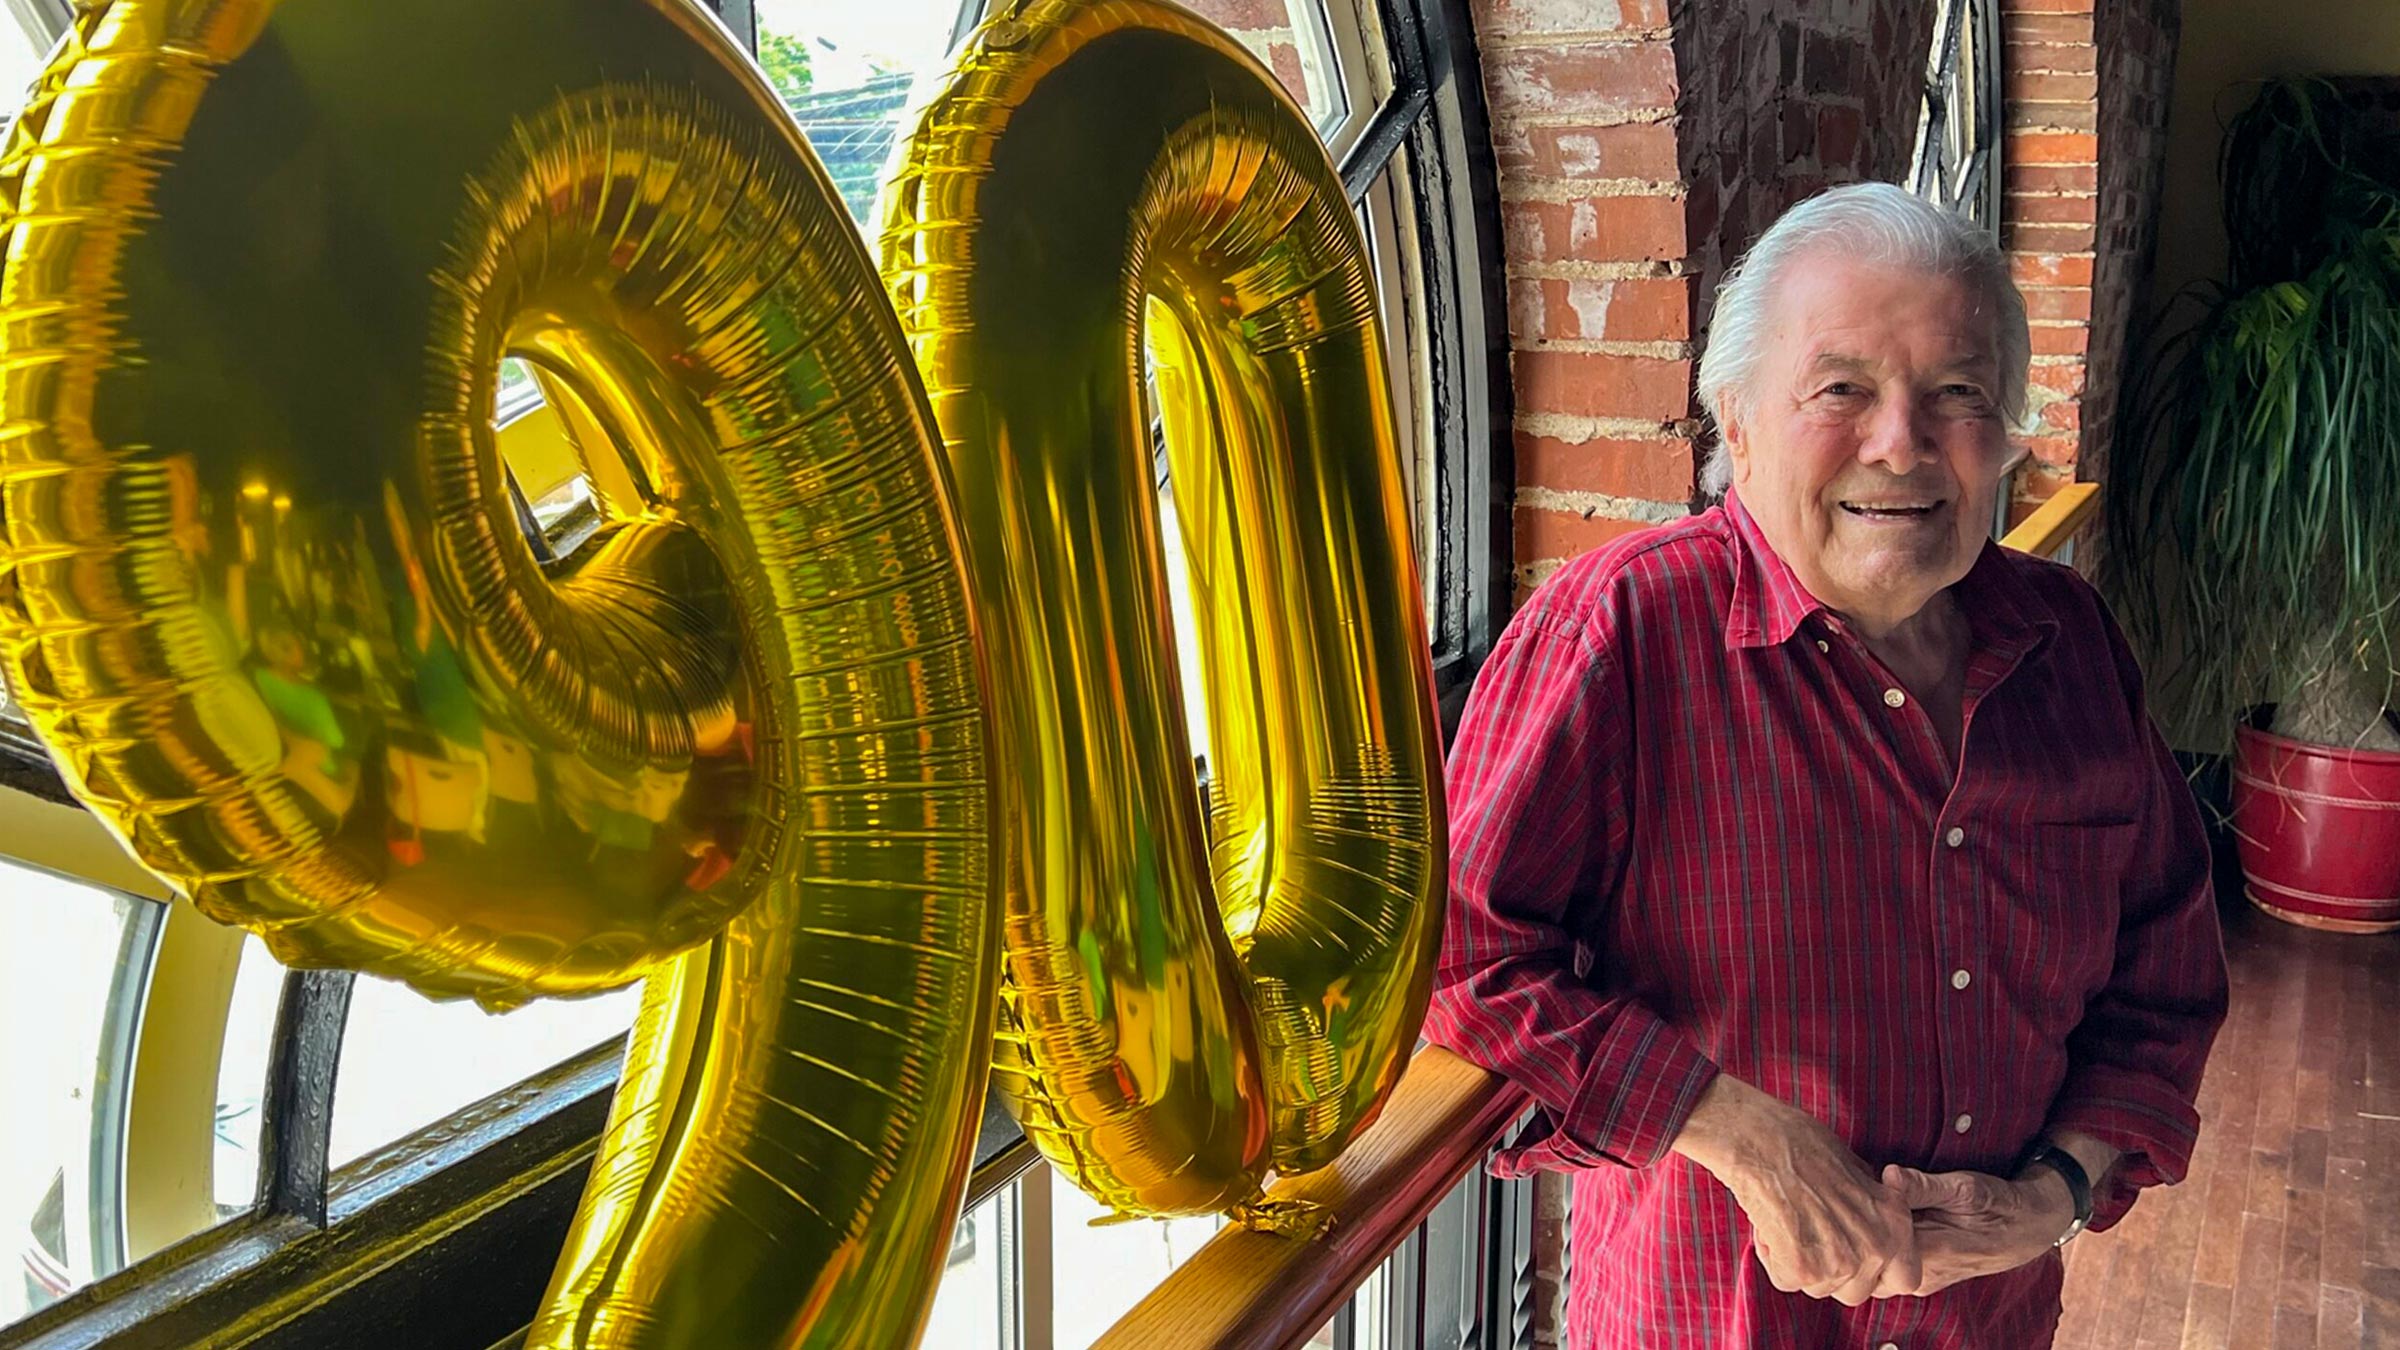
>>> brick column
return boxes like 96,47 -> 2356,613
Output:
1476,0 -> 1691,599
2000,0 -> 2179,528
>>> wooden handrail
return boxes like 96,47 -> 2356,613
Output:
1092,1047 -> 1529,1350
1999,480 -> 2100,560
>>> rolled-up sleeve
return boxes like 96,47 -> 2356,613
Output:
1422,616 -> 1718,1175
2044,617 -> 2230,1230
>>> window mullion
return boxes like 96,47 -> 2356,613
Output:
1,0 -> 71,46
1336,0 -> 1433,203
253,969 -> 355,1226
1372,0 -> 1431,110
1339,87 -> 1431,205
951,0 -> 993,50
1015,1164 -> 1056,1350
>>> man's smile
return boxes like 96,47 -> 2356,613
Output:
1836,497 -> 1946,523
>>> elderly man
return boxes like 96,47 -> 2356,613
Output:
1425,182 -> 2227,1348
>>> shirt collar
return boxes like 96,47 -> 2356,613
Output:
1721,488 -> 2056,653
1722,489 -> 1827,650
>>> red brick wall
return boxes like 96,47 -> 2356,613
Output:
2001,0 -> 2180,527
1475,0 -> 1936,599
1479,0 -> 1688,600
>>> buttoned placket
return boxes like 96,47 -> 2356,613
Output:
1926,632 -> 2044,1166
1815,612 -> 2044,1169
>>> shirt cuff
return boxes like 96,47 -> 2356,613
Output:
1492,1018 -> 1719,1177
2045,1062 -> 2204,1232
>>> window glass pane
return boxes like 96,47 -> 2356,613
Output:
923,1181 -> 1013,1347
0,858 -> 152,1321
1048,1166 -> 1223,1349
756,0 -> 978,228
209,937 -> 287,1213
0,8 -> 52,122
328,978 -> 640,1171
1177,0 -> 1348,135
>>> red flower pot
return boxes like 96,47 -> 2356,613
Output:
2232,724 -> 2400,933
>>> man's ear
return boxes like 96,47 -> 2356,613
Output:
1716,394 -> 1751,485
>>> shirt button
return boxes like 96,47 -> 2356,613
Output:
1882,687 -> 1906,708
1878,1343 -> 1900,1350
1945,826 -> 1966,848
1816,639 -> 1830,653
1954,1113 -> 1974,1134
1951,968 -> 1972,990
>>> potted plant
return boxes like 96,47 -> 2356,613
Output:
2106,77 -> 2400,933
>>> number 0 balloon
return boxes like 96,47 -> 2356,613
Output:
884,0 -> 1447,1218
0,0 -> 1445,1343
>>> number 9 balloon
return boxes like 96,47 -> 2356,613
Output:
0,0 -> 1444,1344
1,0 -> 997,1343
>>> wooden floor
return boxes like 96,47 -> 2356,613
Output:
2055,894 -> 2400,1348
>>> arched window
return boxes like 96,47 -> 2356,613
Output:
1911,0 -> 2003,233
0,1 -> 1506,1346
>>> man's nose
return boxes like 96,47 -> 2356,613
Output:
1855,395 -> 1934,475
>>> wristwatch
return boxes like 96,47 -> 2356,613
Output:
2018,1141 -> 2093,1247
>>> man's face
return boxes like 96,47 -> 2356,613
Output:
1721,254 -> 2012,628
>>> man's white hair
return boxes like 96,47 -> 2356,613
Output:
1694,182 -> 2030,497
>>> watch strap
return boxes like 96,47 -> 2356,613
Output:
2019,1141 -> 2093,1246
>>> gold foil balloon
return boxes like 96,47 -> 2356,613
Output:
4,0 -> 1445,1339
0,0 -> 996,1346
883,0 -> 1448,1217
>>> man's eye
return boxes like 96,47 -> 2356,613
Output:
1819,381 -> 1864,398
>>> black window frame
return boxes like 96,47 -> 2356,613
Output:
0,0 -> 1508,1343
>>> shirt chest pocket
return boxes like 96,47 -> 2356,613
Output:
1986,818 -> 2135,1031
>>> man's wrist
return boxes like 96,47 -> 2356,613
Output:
2045,1128 -> 2120,1193
1668,1073 -> 1767,1178
2016,1161 -> 2077,1240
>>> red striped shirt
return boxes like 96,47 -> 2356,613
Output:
1425,494 -> 2227,1348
